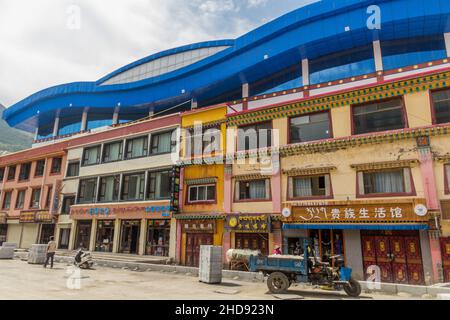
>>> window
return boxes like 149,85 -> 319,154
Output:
35,160 -> 45,177
30,188 -> 41,209
51,157 -> 63,174
125,136 -> 148,159
236,179 -> 270,201
353,99 -> 406,135
0,168 -> 4,181
98,175 -> 120,202
82,146 -> 101,166
237,122 -> 272,151
431,89 -> 450,124
186,127 -> 220,156
359,168 -> 413,196
102,141 -> 123,163
290,112 -> 331,143
121,173 -> 145,201
45,186 -> 53,209
147,170 -> 171,200
7,166 -> 16,181
188,184 -> 216,203
15,190 -> 26,209
289,175 -> 331,199
146,220 -> 170,256
445,164 -> 450,194
78,178 -> 98,204
151,131 -> 175,155
19,163 -> 31,181
2,191 -> 12,209
61,196 -> 75,215
66,161 -> 80,177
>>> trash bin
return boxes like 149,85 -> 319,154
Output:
28,244 -> 48,264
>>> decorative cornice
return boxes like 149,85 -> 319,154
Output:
183,119 -> 226,130
350,159 -> 419,171
282,166 -> 337,176
227,70 -> 450,127
233,173 -> 272,181
435,155 -> 450,163
280,125 -> 450,156
185,177 -> 218,185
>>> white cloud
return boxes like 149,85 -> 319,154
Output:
0,0 -> 318,107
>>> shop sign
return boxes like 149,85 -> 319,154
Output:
287,202 -> 428,223
19,212 -> 36,223
71,205 -> 172,218
183,220 -> 215,233
35,211 -> 54,223
170,167 -> 181,214
226,215 -> 270,233
0,213 -> 6,224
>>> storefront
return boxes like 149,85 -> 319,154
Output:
58,226 -> 71,249
440,237 -> 450,282
95,220 -> 115,252
70,202 -> 173,255
226,214 -> 271,256
176,215 -> 224,267
17,211 -> 56,248
0,213 -> 7,245
282,199 -> 432,284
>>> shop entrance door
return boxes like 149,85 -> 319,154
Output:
185,233 -> 213,267
440,238 -> 450,282
39,224 -> 55,244
361,231 -> 424,285
120,221 -> 140,254
75,221 -> 92,250
0,224 -> 7,246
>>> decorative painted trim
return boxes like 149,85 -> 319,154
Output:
185,177 -> 218,185
350,159 -> 419,171
227,70 -> 450,127
282,166 -> 336,176
233,173 -> 271,181
183,119 -> 226,130
435,155 -> 450,162
174,213 -> 225,220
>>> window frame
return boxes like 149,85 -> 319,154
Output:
124,136 -> 149,160
18,163 -> 32,181
82,146 -> 101,167
97,175 -> 120,203
102,140 -> 124,163
288,111 -> 333,144
50,157 -> 63,174
7,166 -> 16,181
44,185 -> 53,209
186,184 -> 217,204
236,121 -> 273,152
351,97 -> 408,136
61,195 -> 76,215
29,188 -> 42,209
430,88 -> 450,125
445,163 -> 450,195
77,178 -> 98,204
150,130 -> 176,155
0,167 -> 4,182
34,159 -> 46,177
147,170 -> 172,201
15,189 -> 27,210
356,167 -> 416,198
121,172 -> 146,201
2,191 -> 12,210
66,161 -> 80,178
234,179 -> 271,202
287,174 -> 333,200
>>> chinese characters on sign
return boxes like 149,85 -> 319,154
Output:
226,214 -> 270,233
288,203 -> 427,223
182,220 -> 215,233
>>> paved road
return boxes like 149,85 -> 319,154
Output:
0,259 -> 424,300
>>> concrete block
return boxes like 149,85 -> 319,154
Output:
1,243 -> 17,249
0,247 -> 15,259
28,244 -> 48,264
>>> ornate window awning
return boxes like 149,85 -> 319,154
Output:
282,166 -> 337,176
185,177 -> 218,185
233,173 -> 272,181
350,159 -> 419,171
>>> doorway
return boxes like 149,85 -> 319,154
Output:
0,224 -> 7,246
185,233 -> 213,267
119,220 -> 140,254
58,228 -> 71,249
95,220 -> 115,253
361,231 -> 424,285
440,237 -> 450,283
75,221 -> 92,250
39,224 -> 55,244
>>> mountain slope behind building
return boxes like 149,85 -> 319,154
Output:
0,104 -> 33,154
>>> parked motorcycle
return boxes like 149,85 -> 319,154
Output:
74,248 -> 94,269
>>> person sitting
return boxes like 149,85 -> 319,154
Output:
272,244 -> 282,255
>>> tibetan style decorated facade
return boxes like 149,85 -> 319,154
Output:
1,0 -> 450,284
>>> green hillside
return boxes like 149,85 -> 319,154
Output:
0,104 -> 33,154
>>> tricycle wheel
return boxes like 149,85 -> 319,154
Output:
267,272 -> 290,294
343,278 -> 361,297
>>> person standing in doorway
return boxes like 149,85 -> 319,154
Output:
44,236 -> 57,269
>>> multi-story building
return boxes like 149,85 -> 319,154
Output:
58,114 -> 181,259
1,0 -> 450,285
0,144 -> 66,248
177,105 -> 227,266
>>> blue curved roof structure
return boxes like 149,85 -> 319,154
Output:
4,0 -> 450,133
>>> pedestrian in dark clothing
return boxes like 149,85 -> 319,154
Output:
44,236 -> 57,269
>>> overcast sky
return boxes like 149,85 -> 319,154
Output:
0,0 -> 318,107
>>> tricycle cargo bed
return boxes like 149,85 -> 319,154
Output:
249,255 -> 308,275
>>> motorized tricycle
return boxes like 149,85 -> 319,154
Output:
249,238 -> 361,297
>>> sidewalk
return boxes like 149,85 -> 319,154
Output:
13,251 -> 450,298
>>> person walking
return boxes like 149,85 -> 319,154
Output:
43,236 -> 57,269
